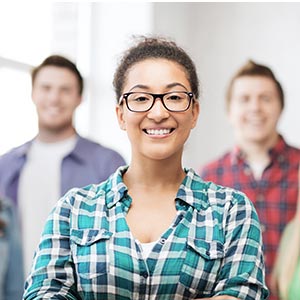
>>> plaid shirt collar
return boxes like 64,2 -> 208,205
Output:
105,166 -> 210,212
230,134 -> 288,165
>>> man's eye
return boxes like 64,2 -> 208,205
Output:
41,85 -> 51,92
61,87 -> 72,94
238,96 -> 249,103
260,95 -> 271,102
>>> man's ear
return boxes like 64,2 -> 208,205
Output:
116,105 -> 126,130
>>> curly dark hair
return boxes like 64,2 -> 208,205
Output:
113,36 -> 200,102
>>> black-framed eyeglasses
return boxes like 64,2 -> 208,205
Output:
119,91 -> 194,112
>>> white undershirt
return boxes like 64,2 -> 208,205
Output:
248,162 -> 267,180
18,136 -> 76,275
140,241 -> 156,258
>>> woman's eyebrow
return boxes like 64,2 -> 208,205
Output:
166,82 -> 188,90
128,82 -> 188,92
129,84 -> 149,91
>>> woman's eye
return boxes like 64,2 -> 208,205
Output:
134,96 -> 148,102
169,96 -> 180,100
167,93 -> 184,101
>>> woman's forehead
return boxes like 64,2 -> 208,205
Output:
124,58 -> 191,90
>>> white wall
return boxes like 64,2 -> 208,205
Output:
74,2 -> 153,164
152,2 -> 300,170
3,3 -> 299,169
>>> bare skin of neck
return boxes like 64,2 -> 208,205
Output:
124,157 -> 186,243
36,125 -> 76,143
238,132 -> 279,169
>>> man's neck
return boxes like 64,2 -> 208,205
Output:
238,133 -> 279,167
36,127 -> 76,143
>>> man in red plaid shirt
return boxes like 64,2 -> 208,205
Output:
200,60 -> 300,300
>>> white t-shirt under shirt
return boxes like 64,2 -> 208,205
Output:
18,136 -> 77,275
248,161 -> 268,180
140,241 -> 156,258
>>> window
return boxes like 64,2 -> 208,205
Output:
0,66 -> 37,154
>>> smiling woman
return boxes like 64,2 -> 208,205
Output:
23,36 -> 268,300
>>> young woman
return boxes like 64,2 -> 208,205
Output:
0,196 -> 24,300
24,37 -> 268,299
271,166 -> 300,300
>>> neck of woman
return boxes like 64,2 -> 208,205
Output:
124,157 -> 186,192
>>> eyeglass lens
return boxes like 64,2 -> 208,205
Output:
126,92 -> 191,112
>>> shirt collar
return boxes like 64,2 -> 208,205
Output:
268,135 -> 288,160
14,140 -> 32,158
14,134 -> 81,159
230,145 -> 245,164
105,167 -> 211,212
105,166 -> 129,209
62,134 -> 85,162
176,168 -> 210,211
230,135 -> 287,164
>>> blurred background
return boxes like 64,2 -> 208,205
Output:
1,2 -> 299,170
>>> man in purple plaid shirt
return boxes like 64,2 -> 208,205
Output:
200,60 -> 300,300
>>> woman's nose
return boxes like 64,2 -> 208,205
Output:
147,98 -> 170,120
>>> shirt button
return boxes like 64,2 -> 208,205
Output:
261,224 -> 266,232
244,167 -> 252,176
141,272 -> 148,278
160,238 -> 166,244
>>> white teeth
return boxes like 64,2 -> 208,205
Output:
146,129 -> 171,135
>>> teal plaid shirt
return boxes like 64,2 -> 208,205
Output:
24,167 -> 268,300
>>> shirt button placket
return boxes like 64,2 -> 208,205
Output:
138,258 -> 150,297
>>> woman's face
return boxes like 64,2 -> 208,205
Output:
116,58 -> 199,162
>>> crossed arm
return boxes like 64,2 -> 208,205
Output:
200,296 -> 239,299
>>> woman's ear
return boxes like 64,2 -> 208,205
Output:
191,100 -> 200,129
116,105 -> 126,130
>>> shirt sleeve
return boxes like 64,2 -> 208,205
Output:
213,191 -> 269,300
4,201 -> 24,300
23,191 -> 81,300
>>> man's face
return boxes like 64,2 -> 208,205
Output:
228,75 -> 282,145
32,66 -> 82,133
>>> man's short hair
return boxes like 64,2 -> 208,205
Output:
226,60 -> 284,110
31,55 -> 84,95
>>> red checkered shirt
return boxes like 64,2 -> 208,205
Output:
200,136 -> 300,300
